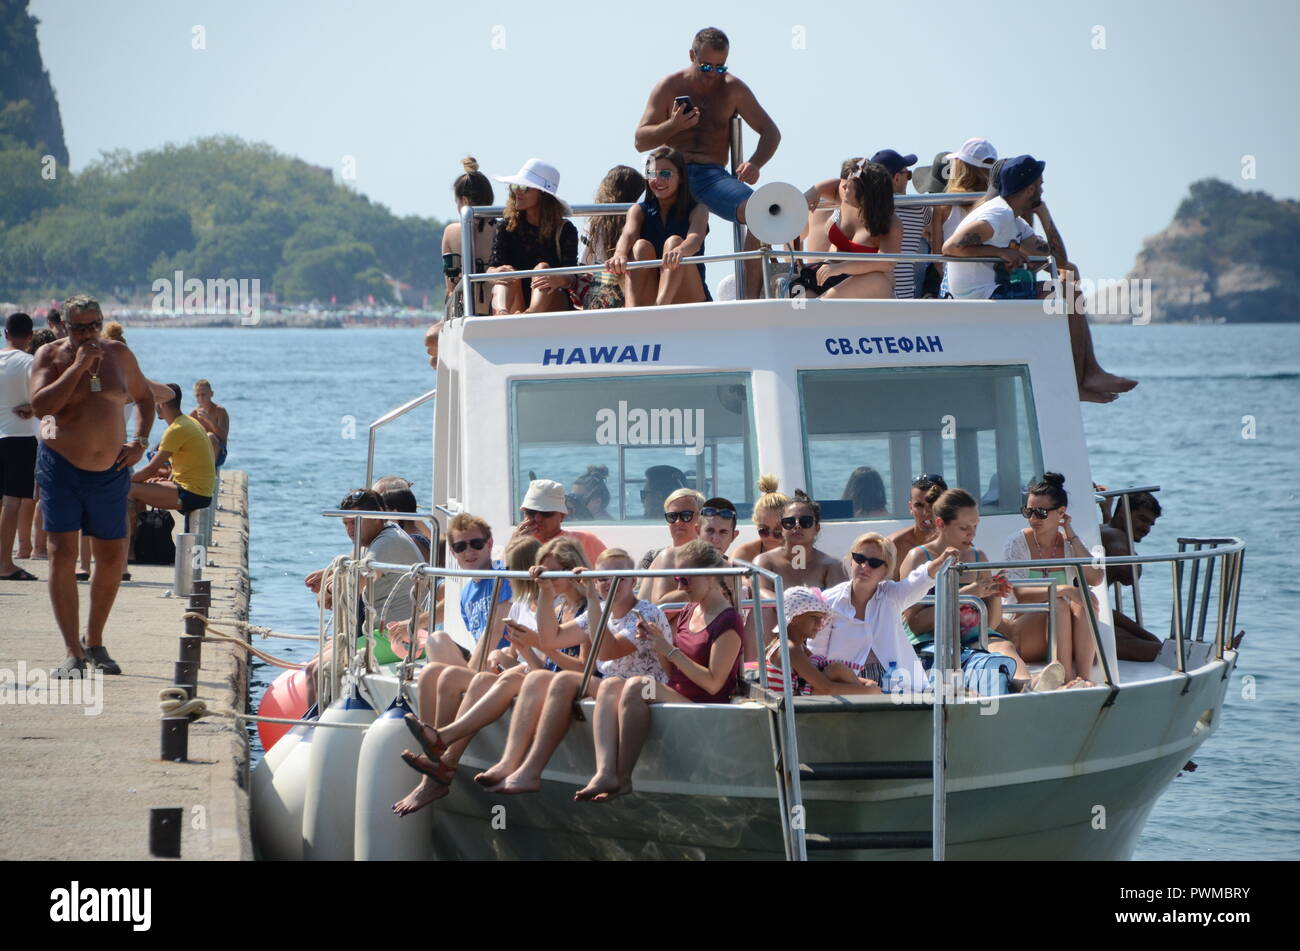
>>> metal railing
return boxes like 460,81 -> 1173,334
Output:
936,537 -> 1245,686
364,388 -> 437,492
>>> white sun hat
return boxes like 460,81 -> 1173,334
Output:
495,158 -> 571,214
521,479 -> 567,513
772,585 -> 832,635
945,137 -> 998,168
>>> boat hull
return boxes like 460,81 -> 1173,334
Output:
357,646 -> 1235,860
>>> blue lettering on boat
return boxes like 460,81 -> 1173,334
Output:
824,335 -> 944,357
542,344 -> 664,366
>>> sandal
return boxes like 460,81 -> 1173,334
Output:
403,713 -> 447,760
0,568 -> 38,581
400,750 -> 456,785
75,571 -> 90,582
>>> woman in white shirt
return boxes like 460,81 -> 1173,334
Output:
809,532 -> 961,694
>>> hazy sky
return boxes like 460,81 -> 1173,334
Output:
29,0 -> 1300,286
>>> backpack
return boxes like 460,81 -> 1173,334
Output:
134,508 -> 177,564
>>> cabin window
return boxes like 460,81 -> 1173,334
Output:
798,365 -> 1043,520
511,373 -> 757,522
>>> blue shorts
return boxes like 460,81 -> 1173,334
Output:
215,444 -> 227,467
36,443 -> 130,540
686,163 -> 753,224
177,486 -> 211,514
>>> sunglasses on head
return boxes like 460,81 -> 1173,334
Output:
700,506 -> 736,521
851,552 -> 887,569
1022,505 -> 1062,520
912,473 -> 946,489
451,537 -> 489,553
664,510 -> 696,524
781,515 -> 816,530
757,525 -> 782,538
696,62 -> 728,73
341,490 -> 373,508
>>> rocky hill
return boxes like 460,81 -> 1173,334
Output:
1128,178 -> 1300,323
0,0 -> 68,164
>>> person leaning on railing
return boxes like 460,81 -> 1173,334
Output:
1099,491 -> 1164,662
605,147 -> 710,308
485,158 -> 578,315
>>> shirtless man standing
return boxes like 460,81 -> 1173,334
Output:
30,296 -> 154,676
634,27 -> 781,300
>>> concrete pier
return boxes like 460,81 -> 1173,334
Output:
0,472 -> 252,860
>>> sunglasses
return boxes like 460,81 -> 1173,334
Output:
451,537 -> 489,553
509,184 -> 534,195
664,510 -> 697,524
673,576 -> 691,588
696,62 -> 728,73
68,320 -> 103,333
646,169 -> 675,181
1022,505 -> 1062,520
700,506 -> 736,521
757,525 -> 782,538
781,515 -> 816,530
912,473 -> 946,488
850,552 -> 887,569
522,508 -> 560,519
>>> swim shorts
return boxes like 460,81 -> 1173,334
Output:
686,163 -> 753,224
36,443 -> 130,539
177,486 -> 212,514
0,435 -> 37,499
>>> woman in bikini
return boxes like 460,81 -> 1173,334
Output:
998,473 -> 1103,686
799,160 -> 901,299
730,474 -> 788,565
440,157 -> 498,317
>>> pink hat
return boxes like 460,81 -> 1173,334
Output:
774,586 -> 831,635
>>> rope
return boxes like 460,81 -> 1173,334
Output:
180,612 -> 307,670
156,687 -> 370,730
238,622 -> 318,642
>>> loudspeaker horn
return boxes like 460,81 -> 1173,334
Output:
745,181 -> 807,246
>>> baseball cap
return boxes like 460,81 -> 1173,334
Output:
869,149 -> 918,176
998,155 -> 1046,198
945,137 -> 998,168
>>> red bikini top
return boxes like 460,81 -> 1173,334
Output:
827,210 -> 879,254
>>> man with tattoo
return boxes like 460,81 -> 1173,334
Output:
952,157 -> 1137,403
30,296 -> 155,676
634,27 -> 781,300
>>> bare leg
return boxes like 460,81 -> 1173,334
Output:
524,263 -> 573,314
79,533 -> 91,574
1071,600 -> 1097,682
437,667 -> 526,767
496,670 -> 588,793
987,639 -> 1031,680
434,664 -> 475,726
46,530 -> 83,660
733,211 -> 762,301
609,677 -> 660,801
1065,269 -> 1137,400
16,496 -> 35,558
478,669 -> 556,788
822,271 -> 894,299
622,239 -> 658,308
85,536 -> 127,649
491,279 -> 525,316
0,496 -> 23,574
575,676 -> 625,801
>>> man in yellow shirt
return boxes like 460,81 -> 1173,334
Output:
129,383 -> 215,514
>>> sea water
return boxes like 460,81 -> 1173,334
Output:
121,323 -> 1300,860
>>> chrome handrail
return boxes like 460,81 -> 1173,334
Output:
365,388 -> 436,491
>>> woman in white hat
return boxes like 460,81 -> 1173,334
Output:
933,138 -> 998,262
487,158 -> 579,315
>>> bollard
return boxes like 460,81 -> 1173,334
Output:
192,579 -> 211,596
173,533 -> 196,597
178,635 -> 203,664
171,682 -> 196,700
149,807 -> 183,858
183,614 -> 206,637
160,717 -> 189,762
174,660 -> 199,688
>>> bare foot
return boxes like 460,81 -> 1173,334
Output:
592,781 -> 632,803
33,550 -> 48,559
474,764 -> 513,787
400,749 -> 448,777
392,775 -> 450,816
403,713 -> 446,760
1083,369 -> 1137,393
1079,386 -> 1119,404
488,771 -> 542,795
574,774 -> 621,802
16,548 -> 32,559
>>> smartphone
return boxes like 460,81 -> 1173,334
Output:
674,95 -> 695,113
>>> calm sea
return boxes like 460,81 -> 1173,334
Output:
120,322 -> 1300,861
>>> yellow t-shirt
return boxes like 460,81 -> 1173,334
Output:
160,414 -> 215,497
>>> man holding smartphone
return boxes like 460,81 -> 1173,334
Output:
634,26 -> 781,299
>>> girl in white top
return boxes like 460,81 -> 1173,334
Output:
809,532 -> 961,694
477,549 -> 670,795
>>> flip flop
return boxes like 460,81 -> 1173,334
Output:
75,571 -> 90,581
0,568 -> 38,581
403,713 -> 447,760
400,751 -> 455,785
